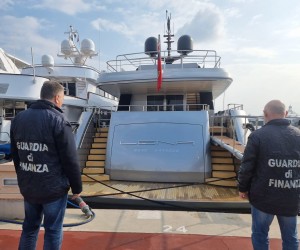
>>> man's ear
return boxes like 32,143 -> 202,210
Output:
55,95 -> 59,105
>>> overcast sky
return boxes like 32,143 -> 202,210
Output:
1,0 -> 300,115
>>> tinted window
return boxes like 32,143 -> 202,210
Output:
147,96 -> 164,111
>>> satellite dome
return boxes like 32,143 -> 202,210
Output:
41,55 -> 54,67
145,37 -> 158,57
177,35 -> 193,55
80,39 -> 95,55
61,39 -> 72,55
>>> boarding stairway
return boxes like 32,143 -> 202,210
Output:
206,126 -> 245,187
81,127 -> 110,182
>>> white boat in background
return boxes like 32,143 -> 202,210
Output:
0,26 -> 117,147
0,26 -> 117,218
287,105 -> 300,127
248,105 -> 300,130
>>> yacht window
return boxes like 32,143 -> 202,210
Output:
1,101 -> 26,119
62,82 -> 76,97
147,95 -> 184,111
166,95 -> 183,111
147,96 -> 164,111
4,108 -> 14,119
68,83 -> 76,96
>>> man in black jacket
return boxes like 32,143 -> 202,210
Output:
10,81 -> 82,250
238,100 -> 300,250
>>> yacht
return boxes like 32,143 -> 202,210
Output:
248,105 -> 300,130
287,105 -> 300,127
78,13 -> 253,213
0,26 -> 117,219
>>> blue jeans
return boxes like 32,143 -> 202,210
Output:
19,194 -> 68,250
251,205 -> 299,250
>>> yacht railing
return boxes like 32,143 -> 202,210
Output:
106,49 -> 221,72
211,114 -> 265,133
23,63 -> 102,73
227,103 -> 244,110
77,108 -> 95,150
90,104 -> 209,113
210,113 -> 265,160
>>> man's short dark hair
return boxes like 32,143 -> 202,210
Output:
40,81 -> 64,100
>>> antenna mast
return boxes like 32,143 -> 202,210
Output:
163,10 -> 174,58
57,25 -> 98,66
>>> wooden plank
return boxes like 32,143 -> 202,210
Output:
210,145 -> 227,151
94,138 -> 107,143
81,181 -> 241,200
211,151 -> 232,157
88,155 -> 106,161
212,136 -> 245,153
86,161 -> 105,167
211,158 -> 233,164
92,143 -> 107,149
212,164 -> 235,171
212,171 -> 236,178
82,167 -> 105,174
95,132 -> 108,138
90,149 -> 106,155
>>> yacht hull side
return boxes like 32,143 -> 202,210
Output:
105,111 -> 211,182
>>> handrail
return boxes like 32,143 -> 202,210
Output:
120,104 -> 209,112
78,109 -> 96,150
210,114 -> 264,134
23,63 -> 101,73
107,49 -> 221,72
227,103 -> 244,110
86,104 -> 210,112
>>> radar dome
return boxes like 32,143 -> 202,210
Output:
61,39 -> 72,55
41,55 -> 54,67
145,37 -> 158,57
80,39 -> 95,55
177,35 -> 193,55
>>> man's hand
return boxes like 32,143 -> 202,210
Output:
71,193 -> 81,200
239,191 -> 248,200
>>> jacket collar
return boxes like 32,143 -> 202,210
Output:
266,118 -> 291,126
29,99 -> 63,113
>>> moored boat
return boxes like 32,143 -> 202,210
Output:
0,26 -> 117,219
78,13 -> 253,213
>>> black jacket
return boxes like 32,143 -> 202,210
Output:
10,100 -> 82,204
238,119 -> 300,216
